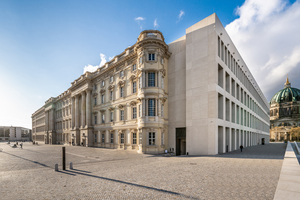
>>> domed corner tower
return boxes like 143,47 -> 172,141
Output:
270,75 -> 300,141
134,30 -> 171,154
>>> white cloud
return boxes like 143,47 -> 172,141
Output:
154,19 -> 159,28
177,10 -> 185,22
225,0 -> 300,100
134,16 -> 146,30
83,53 -> 107,73
135,17 -> 145,21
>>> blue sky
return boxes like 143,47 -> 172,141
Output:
1,0 -> 300,128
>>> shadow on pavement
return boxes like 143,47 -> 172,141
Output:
55,169 -> 199,199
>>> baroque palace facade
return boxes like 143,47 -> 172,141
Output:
32,14 -> 270,155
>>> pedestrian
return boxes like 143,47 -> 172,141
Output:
240,144 -> 243,152
20,143 -> 23,149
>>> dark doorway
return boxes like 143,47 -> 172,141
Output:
261,138 -> 265,145
176,128 -> 186,156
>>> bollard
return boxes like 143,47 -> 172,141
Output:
62,147 -> 66,170
55,164 -> 58,171
70,162 -> 73,169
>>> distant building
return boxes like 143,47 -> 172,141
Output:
270,76 -> 300,141
0,126 -> 32,141
32,14 -> 269,155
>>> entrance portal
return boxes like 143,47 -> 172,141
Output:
176,128 -> 186,156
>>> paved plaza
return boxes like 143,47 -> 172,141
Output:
0,142 -> 286,199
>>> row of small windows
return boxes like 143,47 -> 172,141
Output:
94,73 -> 164,106
94,131 -> 164,146
94,100 -> 164,124
218,64 -> 269,122
218,37 -> 268,113
218,93 -> 269,133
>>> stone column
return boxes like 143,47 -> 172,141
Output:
75,95 -> 79,128
106,130 -> 109,144
142,71 -> 146,88
97,131 -> 102,143
72,98 -> 75,129
142,98 -> 146,117
86,89 -> 91,127
158,71 -> 161,88
115,130 -> 118,145
45,111 -> 49,131
81,92 -> 86,128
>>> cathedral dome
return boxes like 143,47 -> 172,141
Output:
270,75 -> 300,104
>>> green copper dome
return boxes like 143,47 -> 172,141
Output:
270,87 -> 300,104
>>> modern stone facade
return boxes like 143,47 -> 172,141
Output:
270,77 -> 300,141
0,126 -> 31,141
32,13 -> 269,155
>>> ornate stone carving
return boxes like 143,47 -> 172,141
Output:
108,85 -> 115,91
129,101 -> 137,107
159,97 -> 167,105
129,74 -> 137,82
108,107 -> 115,111
118,104 -> 125,109
100,89 -> 106,94
118,80 -> 125,87
100,109 -> 106,113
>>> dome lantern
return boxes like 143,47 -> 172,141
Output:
284,74 -> 291,89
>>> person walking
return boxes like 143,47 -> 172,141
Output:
20,143 -> 23,149
240,144 -> 243,152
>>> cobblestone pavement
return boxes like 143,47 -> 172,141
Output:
0,142 -> 286,200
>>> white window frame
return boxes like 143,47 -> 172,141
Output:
120,133 -> 124,144
148,72 -> 155,87
148,132 -> 155,145
102,133 -> 105,143
110,76 -> 113,82
110,134 -> 114,143
148,53 -> 155,61
110,112 -> 113,122
120,110 -> 124,121
120,71 -> 124,77
101,94 -> 105,104
148,99 -> 156,116
94,98 -> 97,106
132,64 -> 136,71
94,115 -> 97,125
120,87 -> 124,97
102,81 -> 105,87
133,81 -> 136,93
132,133 -> 137,145
102,113 -> 105,124
132,107 -> 137,119
110,91 -> 113,101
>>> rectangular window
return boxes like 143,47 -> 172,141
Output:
110,76 -> 113,82
161,104 -> 164,117
120,87 -> 124,97
148,99 -> 156,116
133,81 -> 137,93
94,134 -> 97,143
120,71 -> 124,77
102,134 -> 105,143
132,64 -> 136,71
161,132 -> 164,145
94,84 -> 97,90
102,114 -> 105,123
102,81 -> 105,87
133,107 -> 137,119
148,53 -> 155,61
132,133 -> 137,144
139,57 -> 142,64
110,112 -> 113,122
101,95 -> 105,104
149,132 -> 155,145
110,134 -> 114,143
161,76 -> 164,89
110,91 -> 113,101
148,72 -> 155,87
120,110 -> 124,120
94,98 -> 97,106
121,133 -> 124,144
94,115 -> 97,125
